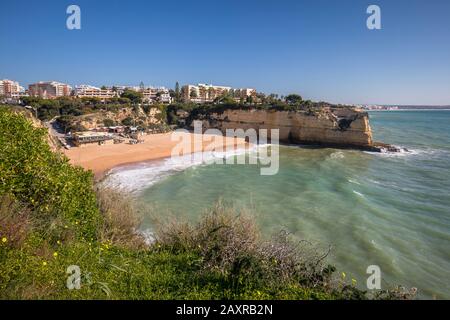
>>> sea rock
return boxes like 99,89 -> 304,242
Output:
191,106 -> 387,151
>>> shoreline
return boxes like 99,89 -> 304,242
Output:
64,132 -> 248,180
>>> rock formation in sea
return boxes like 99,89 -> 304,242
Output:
188,106 -> 398,152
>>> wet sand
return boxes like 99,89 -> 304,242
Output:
64,132 -> 247,179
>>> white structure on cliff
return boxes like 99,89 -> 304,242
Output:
182,83 -> 256,103
74,85 -> 119,99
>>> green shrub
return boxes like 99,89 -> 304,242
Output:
0,108 -> 100,240
154,202 -> 338,296
121,117 -> 134,126
103,119 -> 116,127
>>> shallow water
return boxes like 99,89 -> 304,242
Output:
106,110 -> 450,299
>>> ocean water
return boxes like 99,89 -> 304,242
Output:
105,110 -> 450,299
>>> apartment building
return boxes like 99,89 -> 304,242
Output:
86,85 -> 173,103
235,88 -> 257,100
0,79 -> 25,98
140,87 -> 172,104
104,86 -> 128,95
182,84 -> 231,103
29,81 -> 72,99
74,85 -> 118,99
181,83 -> 256,103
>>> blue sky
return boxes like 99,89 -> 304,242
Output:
1,0 -> 449,105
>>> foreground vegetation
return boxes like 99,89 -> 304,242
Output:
0,107 -> 414,299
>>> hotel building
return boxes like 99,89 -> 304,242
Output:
181,83 -> 256,103
140,87 -> 172,104
74,85 -> 118,99
29,81 -> 72,99
0,79 -> 25,98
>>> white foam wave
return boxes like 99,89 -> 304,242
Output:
330,151 -> 345,159
353,190 -> 365,197
102,144 -> 270,194
365,146 -> 446,158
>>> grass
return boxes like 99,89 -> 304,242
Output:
0,242 -> 336,300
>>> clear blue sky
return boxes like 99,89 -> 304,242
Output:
1,0 -> 449,105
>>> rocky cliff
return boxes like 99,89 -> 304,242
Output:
69,107 -> 165,130
190,106 -> 388,151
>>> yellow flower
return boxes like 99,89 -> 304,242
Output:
75,221 -> 79,225
1,237 -> 7,243
352,279 -> 357,286
341,272 -> 346,279
53,252 -> 58,258
42,261 -> 47,266
57,240 -> 61,245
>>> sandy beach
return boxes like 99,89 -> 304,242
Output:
64,132 -> 248,179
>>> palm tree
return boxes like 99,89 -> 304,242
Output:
190,88 -> 198,99
208,87 -> 216,101
199,86 -> 207,102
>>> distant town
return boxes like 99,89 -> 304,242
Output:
0,79 -> 258,105
1,78 -> 448,110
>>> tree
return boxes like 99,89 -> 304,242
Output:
121,117 -> 134,126
121,89 -> 143,104
208,87 -> 216,101
285,94 -> 303,105
175,82 -> 180,102
221,96 -> 237,105
214,91 -> 236,105
103,119 -> 116,127
56,115 -> 75,133
190,88 -> 198,99
101,86 -> 107,90
199,86 -> 208,102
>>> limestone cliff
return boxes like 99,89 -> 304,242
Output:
73,107 -> 165,130
190,106 -> 384,151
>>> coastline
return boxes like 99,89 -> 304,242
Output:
64,132 -> 248,180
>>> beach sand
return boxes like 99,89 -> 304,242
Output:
64,132 -> 248,179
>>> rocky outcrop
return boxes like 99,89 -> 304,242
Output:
190,107 -> 387,151
74,107 -> 164,130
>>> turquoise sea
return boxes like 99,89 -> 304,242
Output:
106,110 -> 450,299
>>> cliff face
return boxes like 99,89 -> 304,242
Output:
193,107 -> 375,150
74,107 -> 164,130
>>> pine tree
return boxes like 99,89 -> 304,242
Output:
175,82 -> 180,102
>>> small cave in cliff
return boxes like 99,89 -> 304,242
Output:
337,117 -> 355,131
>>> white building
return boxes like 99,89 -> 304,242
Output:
113,85 -> 173,104
140,87 -> 172,104
74,85 -> 118,99
181,83 -> 256,103
0,79 -> 24,98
